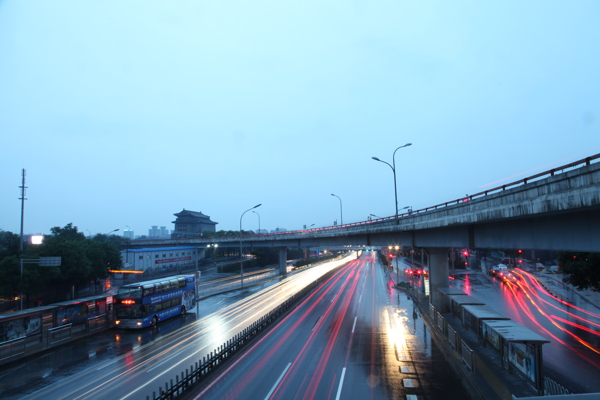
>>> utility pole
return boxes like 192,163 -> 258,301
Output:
19,169 -> 27,310
19,169 -> 27,252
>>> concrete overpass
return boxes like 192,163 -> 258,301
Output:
131,154 -> 600,310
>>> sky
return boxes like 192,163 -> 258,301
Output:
1,1 -> 599,237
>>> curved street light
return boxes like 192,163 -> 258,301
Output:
252,210 -> 261,234
240,204 -> 261,287
331,194 -> 343,225
105,228 -> 119,236
372,142 -> 412,220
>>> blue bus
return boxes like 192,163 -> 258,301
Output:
115,275 -> 196,329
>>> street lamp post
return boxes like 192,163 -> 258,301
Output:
240,204 -> 261,288
331,194 -> 343,225
105,228 -> 119,236
195,246 -> 200,314
252,210 -> 261,234
394,245 -> 400,285
372,143 -> 412,221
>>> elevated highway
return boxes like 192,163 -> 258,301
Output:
134,154 -> 600,253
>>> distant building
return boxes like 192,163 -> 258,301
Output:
123,229 -> 134,240
121,246 -> 198,273
171,209 -> 218,239
160,226 -> 168,237
148,226 -> 170,238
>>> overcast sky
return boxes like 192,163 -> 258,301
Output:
1,1 -> 599,237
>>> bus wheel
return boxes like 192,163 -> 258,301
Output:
181,305 -> 187,314
152,316 -> 158,327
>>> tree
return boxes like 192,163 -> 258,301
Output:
558,252 -> 600,292
0,255 -> 20,300
86,240 -> 122,279
0,230 -> 20,258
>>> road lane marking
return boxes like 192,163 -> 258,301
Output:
335,367 -> 346,400
312,315 -> 323,331
96,359 -> 119,371
264,362 -> 291,400
403,378 -> 415,388
351,317 -> 357,333
400,366 -> 412,373
146,349 -> 186,372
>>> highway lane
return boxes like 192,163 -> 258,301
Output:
0,253 -> 357,400
450,266 -> 600,394
191,252 -> 468,400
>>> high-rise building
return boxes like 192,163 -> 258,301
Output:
149,226 -> 159,237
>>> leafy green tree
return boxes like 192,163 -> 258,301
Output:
558,252 -> 600,292
0,230 -> 20,258
36,223 -> 92,295
92,233 -> 124,249
86,240 -> 122,279
0,255 -> 20,300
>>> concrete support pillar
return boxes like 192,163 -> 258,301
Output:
279,247 -> 288,275
429,248 -> 450,312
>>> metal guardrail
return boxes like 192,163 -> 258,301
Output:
429,304 -> 435,320
436,312 -> 445,334
48,324 -> 72,346
88,314 -> 107,332
447,325 -> 457,350
544,376 -> 571,396
461,340 -> 473,371
147,265 -> 340,399
0,337 -> 26,362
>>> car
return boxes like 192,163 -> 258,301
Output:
497,264 -> 509,272
546,265 -> 560,274
535,263 -> 545,270
488,266 -> 500,276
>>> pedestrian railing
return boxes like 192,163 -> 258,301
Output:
48,324 -> 72,346
436,312 -> 445,334
88,314 -> 107,332
447,325 -> 457,350
0,337 -> 26,362
461,340 -> 473,371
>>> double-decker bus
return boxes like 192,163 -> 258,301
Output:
115,275 -> 196,329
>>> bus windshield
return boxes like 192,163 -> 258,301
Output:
117,286 -> 143,300
116,304 -> 145,318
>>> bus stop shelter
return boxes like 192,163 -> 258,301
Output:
461,304 -> 510,335
436,287 -> 467,313
447,294 -> 485,318
481,319 -> 549,395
